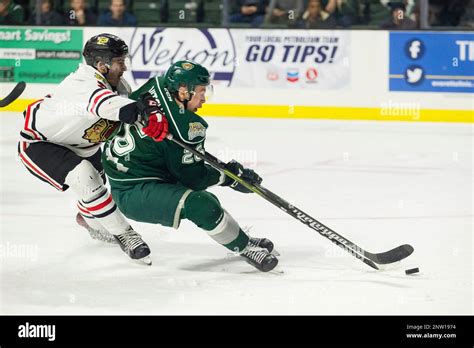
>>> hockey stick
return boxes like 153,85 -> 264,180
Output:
167,134 -> 414,270
0,81 -> 26,108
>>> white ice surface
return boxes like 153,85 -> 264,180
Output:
1,112 -> 472,314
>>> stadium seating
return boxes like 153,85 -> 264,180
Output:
132,0 -> 162,26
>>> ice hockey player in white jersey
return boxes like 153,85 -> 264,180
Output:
18,33 -> 169,265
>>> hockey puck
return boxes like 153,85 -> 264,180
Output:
405,267 -> 419,275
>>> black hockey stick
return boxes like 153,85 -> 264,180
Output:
0,81 -> 26,108
167,134 -> 414,270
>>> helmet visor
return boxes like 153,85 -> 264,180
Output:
124,54 -> 132,71
108,54 -> 131,71
205,84 -> 214,102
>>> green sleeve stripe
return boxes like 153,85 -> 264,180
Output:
156,79 -> 201,145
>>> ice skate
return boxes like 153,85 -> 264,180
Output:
76,213 -> 117,244
249,237 -> 280,255
114,228 -> 152,265
240,243 -> 278,272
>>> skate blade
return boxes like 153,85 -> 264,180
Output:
95,236 -> 118,244
102,236 -> 119,244
269,265 -> 284,274
88,230 -> 118,244
136,256 -> 152,266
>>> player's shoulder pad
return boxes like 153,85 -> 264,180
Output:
75,64 -> 112,91
166,106 -> 208,145
82,64 -> 112,90
165,108 -> 208,145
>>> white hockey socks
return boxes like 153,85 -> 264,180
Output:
207,210 -> 250,253
65,160 -> 130,235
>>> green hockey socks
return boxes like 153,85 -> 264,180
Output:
182,191 -> 249,252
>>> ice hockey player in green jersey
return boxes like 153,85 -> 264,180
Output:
101,61 -> 279,272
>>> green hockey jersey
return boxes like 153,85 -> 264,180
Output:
102,76 -> 223,191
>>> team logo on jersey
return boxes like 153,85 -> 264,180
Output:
83,119 -> 119,143
182,62 -> 194,70
188,122 -> 206,140
97,36 -> 109,45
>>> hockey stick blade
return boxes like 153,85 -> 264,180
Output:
0,81 -> 26,108
365,244 -> 414,265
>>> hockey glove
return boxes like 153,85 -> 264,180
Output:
137,92 -> 169,142
222,160 -> 262,194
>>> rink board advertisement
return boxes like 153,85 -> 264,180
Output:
229,29 -> 350,90
0,27 -> 83,83
84,27 -> 351,90
116,27 -> 237,89
389,32 -> 474,93
1,27 -> 472,122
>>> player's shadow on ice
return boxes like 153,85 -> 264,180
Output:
180,256 -> 263,274
332,279 -> 412,289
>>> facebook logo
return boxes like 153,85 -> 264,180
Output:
405,39 -> 424,60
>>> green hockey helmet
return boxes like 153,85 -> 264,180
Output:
164,61 -> 210,95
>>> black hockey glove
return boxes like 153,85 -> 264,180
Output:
222,160 -> 262,194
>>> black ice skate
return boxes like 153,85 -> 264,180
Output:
76,213 -> 117,244
114,228 -> 152,265
249,237 -> 274,253
240,244 -> 278,272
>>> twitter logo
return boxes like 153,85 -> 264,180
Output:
405,65 -> 425,85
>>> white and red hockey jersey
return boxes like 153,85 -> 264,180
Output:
20,63 -> 136,157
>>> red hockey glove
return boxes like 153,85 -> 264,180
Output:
137,92 -> 169,142
142,112 -> 169,142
